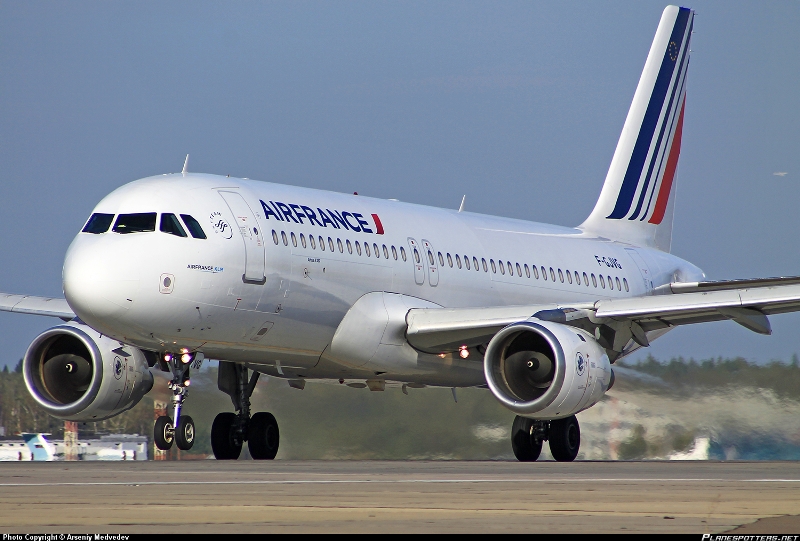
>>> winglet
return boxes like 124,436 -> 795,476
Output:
182,154 -> 190,175
458,195 -> 466,213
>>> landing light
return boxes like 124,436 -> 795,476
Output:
181,353 -> 192,364
184,379 -> 191,387
459,346 -> 469,359
164,354 -> 172,362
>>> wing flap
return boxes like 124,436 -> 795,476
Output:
0,293 -> 75,319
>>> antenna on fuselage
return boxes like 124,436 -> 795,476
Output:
458,195 -> 466,212
182,154 -> 189,175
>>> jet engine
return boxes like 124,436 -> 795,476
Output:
483,318 -> 612,420
23,321 -> 154,421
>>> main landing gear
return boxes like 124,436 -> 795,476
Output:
511,415 -> 580,462
211,362 -> 279,460
154,351 -> 197,452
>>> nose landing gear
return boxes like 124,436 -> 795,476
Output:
153,351 -> 198,452
212,362 -> 280,460
511,414 -> 580,462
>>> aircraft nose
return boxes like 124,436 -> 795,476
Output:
63,234 -> 141,324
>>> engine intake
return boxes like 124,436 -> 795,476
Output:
484,319 -> 612,419
23,322 -> 153,421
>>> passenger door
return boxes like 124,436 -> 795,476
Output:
218,191 -> 266,284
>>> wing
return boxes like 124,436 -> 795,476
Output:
405,277 -> 800,357
0,292 -> 75,320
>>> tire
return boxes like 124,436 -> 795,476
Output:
549,415 -> 580,462
211,412 -> 242,460
249,412 -> 280,460
511,415 -> 542,462
154,416 -> 174,451
175,415 -> 195,451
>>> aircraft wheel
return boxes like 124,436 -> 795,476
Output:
154,416 -> 174,451
248,412 -> 280,460
549,415 -> 580,462
511,415 -> 542,462
175,415 -> 195,451
211,412 -> 242,460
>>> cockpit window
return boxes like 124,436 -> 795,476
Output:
82,213 -> 114,234
112,213 -> 157,234
180,214 -> 207,239
160,213 -> 187,237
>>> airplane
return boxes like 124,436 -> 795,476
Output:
0,434 -> 56,461
2,5 -> 799,462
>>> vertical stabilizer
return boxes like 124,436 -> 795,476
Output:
580,6 -> 693,252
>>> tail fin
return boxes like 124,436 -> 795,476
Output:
580,5 -> 693,252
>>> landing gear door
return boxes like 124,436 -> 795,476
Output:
624,248 -> 653,294
218,191 -> 266,284
407,238 -> 425,285
421,239 -> 438,287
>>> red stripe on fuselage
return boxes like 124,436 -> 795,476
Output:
649,99 -> 685,225
371,214 -> 384,235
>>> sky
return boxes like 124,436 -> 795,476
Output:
1,1 -> 799,369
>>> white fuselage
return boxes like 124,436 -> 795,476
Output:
62,173 -> 704,387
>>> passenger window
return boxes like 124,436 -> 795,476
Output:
591,274 -> 597,287
533,265 -> 539,279
272,230 -> 279,245
490,259 -> 496,273
291,232 -> 298,247
447,253 -> 453,267
319,236 -> 326,251
356,241 -> 362,255
428,250 -> 434,265
113,213 -> 157,234
583,272 -> 589,286
482,258 -> 488,272
337,238 -> 343,253
301,233 -> 307,248
600,275 -> 606,289
159,214 -> 188,237
548,268 -> 554,282
516,263 -> 522,277
281,231 -> 288,246
506,261 -> 512,276
558,269 -> 564,283
616,277 -> 622,290
464,256 -> 470,270
383,245 -> 389,259
574,271 -> 580,285
623,278 -> 629,292
473,257 -> 479,271
498,261 -> 505,274
180,215 -> 207,239
82,213 -> 114,234
438,252 -> 444,266
566,270 -> 572,284
328,237 -> 334,252
346,239 -> 353,254
456,255 -> 462,269
310,235 -> 316,249
392,246 -> 398,260
373,243 -> 380,257
401,247 -> 407,261
366,243 -> 372,257
541,266 -> 547,280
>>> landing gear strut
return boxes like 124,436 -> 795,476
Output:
211,362 -> 279,460
511,414 -> 580,462
153,351 -> 197,452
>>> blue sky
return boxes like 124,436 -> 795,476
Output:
1,1 -> 799,367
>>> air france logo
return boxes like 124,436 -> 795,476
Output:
210,211 -> 233,239
576,353 -> 586,376
259,199 -> 384,235
113,356 -> 124,380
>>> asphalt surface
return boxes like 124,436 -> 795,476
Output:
0,461 -> 799,533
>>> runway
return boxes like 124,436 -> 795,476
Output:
0,461 -> 798,533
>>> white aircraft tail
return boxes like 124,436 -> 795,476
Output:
20,433 -> 56,461
580,5 -> 693,252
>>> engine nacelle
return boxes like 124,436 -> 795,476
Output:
484,318 -> 612,419
23,322 -> 154,422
